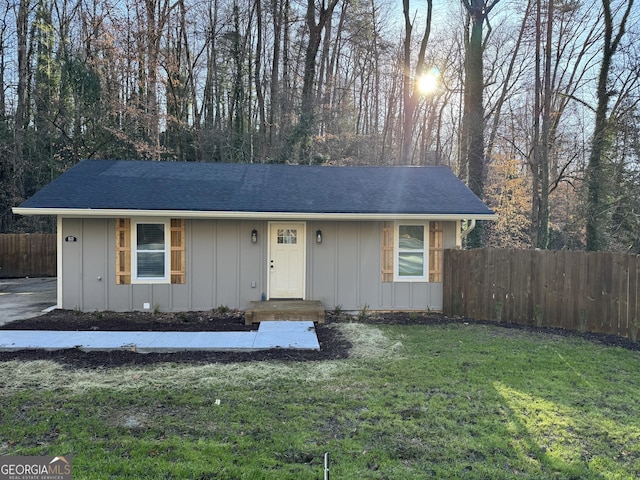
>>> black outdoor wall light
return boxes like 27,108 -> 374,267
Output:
316,230 -> 323,243
251,229 -> 258,243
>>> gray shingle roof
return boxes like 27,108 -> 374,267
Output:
17,160 -> 495,217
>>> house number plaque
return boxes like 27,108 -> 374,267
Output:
65,236 -> 77,242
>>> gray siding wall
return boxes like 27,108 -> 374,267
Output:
307,221 -> 456,311
61,217 -> 456,312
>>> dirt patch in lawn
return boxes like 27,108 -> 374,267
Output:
0,310 -> 637,368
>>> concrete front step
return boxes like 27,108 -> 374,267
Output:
245,300 -> 325,325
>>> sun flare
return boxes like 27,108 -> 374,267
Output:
416,69 -> 440,95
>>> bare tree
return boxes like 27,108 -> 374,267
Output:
268,0 -> 283,151
586,0 -> 635,251
0,1 -> 25,230
529,0 -> 554,249
12,0 -> 31,204
484,1 -> 603,249
281,0 -> 340,163
142,0 -> 173,157
400,0 -> 432,165
253,0 -> 266,158
0,5 -> 7,119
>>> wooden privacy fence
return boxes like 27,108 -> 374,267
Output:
0,234 -> 56,278
443,248 -> 640,341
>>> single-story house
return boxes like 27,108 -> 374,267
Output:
14,160 -> 495,313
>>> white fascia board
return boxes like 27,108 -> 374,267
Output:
13,207 -> 497,221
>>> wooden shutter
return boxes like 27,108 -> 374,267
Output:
429,221 -> 443,282
381,222 -> 394,282
115,218 -> 131,284
170,219 -> 186,284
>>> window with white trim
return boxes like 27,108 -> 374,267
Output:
395,223 -> 428,280
382,221 -> 443,283
116,218 -> 185,285
132,220 -> 170,283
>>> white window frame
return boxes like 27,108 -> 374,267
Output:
131,218 -> 170,284
394,222 -> 429,282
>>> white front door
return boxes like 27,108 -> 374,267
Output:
269,222 -> 306,299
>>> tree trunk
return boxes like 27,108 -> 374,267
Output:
13,0 -> 30,204
229,2 -> 246,162
268,0 -> 282,151
322,1 -> 347,136
401,0 -> 432,166
586,0 -> 634,251
537,0 -> 553,249
461,0 -> 500,247
530,0 -> 542,248
462,3 -> 485,247
279,0 -> 291,142
0,8 -> 6,119
254,0 -> 266,159
143,0 -> 170,158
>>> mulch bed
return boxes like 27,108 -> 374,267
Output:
0,310 -> 637,368
0,309 -> 352,368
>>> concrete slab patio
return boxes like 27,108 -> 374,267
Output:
0,320 -> 320,353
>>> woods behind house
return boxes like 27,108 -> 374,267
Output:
1,0 -> 638,252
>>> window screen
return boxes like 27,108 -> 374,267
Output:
398,225 -> 425,278
136,223 -> 166,278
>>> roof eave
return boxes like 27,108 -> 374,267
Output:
13,207 -> 497,221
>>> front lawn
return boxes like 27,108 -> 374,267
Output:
1,322 -> 639,479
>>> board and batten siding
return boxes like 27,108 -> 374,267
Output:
307,221 -> 455,311
60,218 -> 455,312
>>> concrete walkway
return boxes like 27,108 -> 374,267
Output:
0,321 -> 320,353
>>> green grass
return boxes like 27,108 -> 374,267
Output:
1,322 -> 640,479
